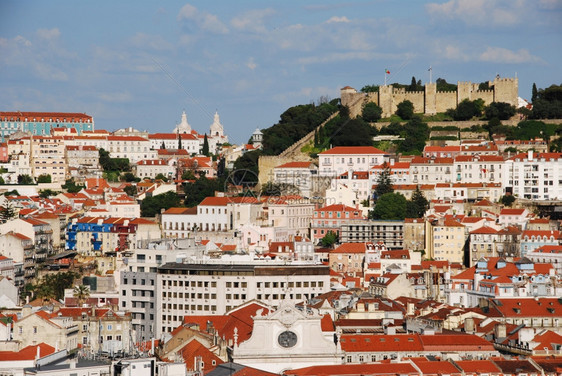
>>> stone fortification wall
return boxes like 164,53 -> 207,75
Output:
342,77 -> 519,118
472,90 -> 494,104
258,113 -> 337,185
435,91 -> 457,113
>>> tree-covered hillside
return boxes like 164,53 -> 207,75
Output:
261,99 -> 339,155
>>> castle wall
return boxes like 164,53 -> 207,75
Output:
405,92 -> 425,114
340,77 -> 518,118
472,90 -> 494,105
435,91 -> 457,113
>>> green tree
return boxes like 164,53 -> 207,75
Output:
398,116 -> 430,154
184,176 -> 226,207
99,148 -> 130,172
232,150 -> 261,186
62,179 -> 83,193
478,82 -> 491,90
328,118 -> 374,147
39,189 -> 57,198
121,172 -> 137,182
408,76 -> 417,91
161,141 -> 166,149
320,230 -> 338,247
141,191 -> 181,217
362,102 -> 383,123
3,189 -> 19,197
261,102 -> 338,155
202,134 -> 210,156
37,174 -> 52,183
484,102 -> 516,120
123,185 -> 137,197
360,85 -> 379,93
1,201 -> 16,223
32,271 -> 79,301
396,100 -> 414,120
178,134 -> 182,150
369,192 -> 407,220
532,83 -> 538,103
155,173 -> 168,182
374,162 -> 394,199
406,186 -> 429,218
452,99 -> 481,120
17,174 -> 34,185
339,105 -> 350,119
530,84 -> 562,119
436,78 -> 457,92
500,195 -> 516,207
181,170 -> 197,180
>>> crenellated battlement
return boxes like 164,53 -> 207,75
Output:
341,76 -> 518,118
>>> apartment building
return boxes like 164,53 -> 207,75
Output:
504,151 -> 562,200
318,146 -> 387,177
156,258 -> 330,337
339,220 -> 405,249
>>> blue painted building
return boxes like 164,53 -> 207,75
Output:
0,111 -> 94,141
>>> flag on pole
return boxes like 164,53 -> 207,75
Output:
385,69 -> 390,74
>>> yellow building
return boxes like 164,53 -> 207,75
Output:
425,218 -> 466,264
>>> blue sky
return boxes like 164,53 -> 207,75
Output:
1,1 -> 560,144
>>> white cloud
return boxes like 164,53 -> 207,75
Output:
177,4 -> 197,20
246,57 -> 257,70
33,61 -> 68,81
130,32 -> 173,51
177,3 -> 228,34
479,47 -> 542,64
231,8 -> 275,33
14,35 -> 32,47
297,51 -> 375,65
36,28 -> 60,41
325,16 -> 350,24
426,0 -> 528,26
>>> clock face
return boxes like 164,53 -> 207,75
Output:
278,330 -> 298,348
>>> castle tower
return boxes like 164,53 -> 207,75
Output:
457,81 -> 471,104
424,83 -> 437,115
493,77 -> 518,107
209,111 -> 224,138
173,111 -> 191,134
379,85 -> 394,118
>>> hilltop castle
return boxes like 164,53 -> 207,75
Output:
341,76 -> 518,118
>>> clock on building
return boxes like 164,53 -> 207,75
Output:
277,330 -> 298,348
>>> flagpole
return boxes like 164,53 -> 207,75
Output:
428,66 -> 432,84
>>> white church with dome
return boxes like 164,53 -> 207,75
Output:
170,110 -> 229,154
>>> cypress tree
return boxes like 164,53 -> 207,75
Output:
202,134 -> 210,156
374,162 -> 394,199
532,83 -> 538,103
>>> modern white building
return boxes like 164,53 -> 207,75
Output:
155,257 -> 331,337
503,151 -> 562,200
318,146 -> 387,177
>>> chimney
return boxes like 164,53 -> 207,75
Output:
528,150 -> 533,160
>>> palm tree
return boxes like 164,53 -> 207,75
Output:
73,285 -> 90,307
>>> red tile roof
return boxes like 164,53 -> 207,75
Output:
285,362 -> 418,375
0,343 -> 56,361
275,161 -> 314,169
